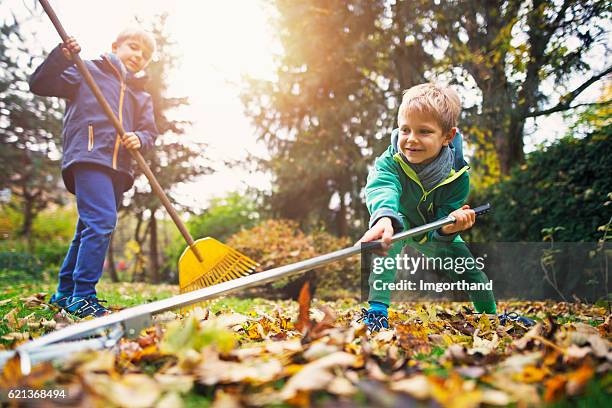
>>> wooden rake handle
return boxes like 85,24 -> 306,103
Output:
38,0 -> 203,262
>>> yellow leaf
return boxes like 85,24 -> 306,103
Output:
513,365 -> 548,383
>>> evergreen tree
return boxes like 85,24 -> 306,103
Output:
0,7 -> 65,245
125,14 -> 212,283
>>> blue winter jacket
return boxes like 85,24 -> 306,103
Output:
29,45 -> 158,193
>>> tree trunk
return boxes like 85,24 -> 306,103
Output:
21,195 -> 35,251
336,192 -> 348,237
149,209 -> 160,284
502,117 -> 526,175
107,234 -> 119,282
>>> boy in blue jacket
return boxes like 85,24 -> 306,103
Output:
29,28 -> 158,318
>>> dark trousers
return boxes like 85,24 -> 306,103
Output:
57,163 -> 125,297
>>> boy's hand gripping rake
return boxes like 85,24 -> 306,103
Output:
38,0 -> 258,290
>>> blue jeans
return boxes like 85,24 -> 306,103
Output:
57,163 -> 126,297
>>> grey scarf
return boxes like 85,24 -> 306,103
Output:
400,145 -> 454,191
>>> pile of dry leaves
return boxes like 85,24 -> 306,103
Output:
1,287 -> 610,407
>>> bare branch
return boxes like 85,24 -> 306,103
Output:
529,100 -> 611,118
527,66 -> 612,117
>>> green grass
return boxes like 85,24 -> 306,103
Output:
0,269 -> 262,345
205,296 -> 269,315
182,391 -> 212,408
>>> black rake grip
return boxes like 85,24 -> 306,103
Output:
473,203 -> 492,216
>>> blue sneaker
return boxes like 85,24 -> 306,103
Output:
49,292 -> 70,309
356,308 -> 390,332
66,296 -> 111,318
497,311 -> 536,327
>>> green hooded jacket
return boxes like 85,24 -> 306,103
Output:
365,128 -> 470,243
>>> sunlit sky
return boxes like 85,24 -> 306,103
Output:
3,1 -> 606,212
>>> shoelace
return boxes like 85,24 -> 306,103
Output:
471,310 -> 535,326
75,297 -> 110,316
356,308 -> 389,332
498,310 -> 534,326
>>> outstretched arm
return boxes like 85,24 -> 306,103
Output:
29,38 -> 81,98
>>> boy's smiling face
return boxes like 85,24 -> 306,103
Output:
398,109 -> 455,165
112,38 -> 152,73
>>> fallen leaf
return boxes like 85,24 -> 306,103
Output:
481,389 -> 511,406
514,365 -> 548,383
565,363 -> 594,396
4,308 -> 18,330
327,376 -> 357,396
155,392 -> 183,408
1,332 -> 29,342
390,375 -> 431,399
468,330 -> 499,355
544,374 -> 566,402
281,352 -> 356,399
303,341 -> 338,361
154,374 -> 194,393
198,350 -> 283,385
295,281 -> 312,333
74,350 -> 116,373
20,293 -> 46,307
84,373 -> 161,408
211,390 -> 242,408
456,366 -> 486,379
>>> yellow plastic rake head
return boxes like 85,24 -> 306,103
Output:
178,237 -> 259,293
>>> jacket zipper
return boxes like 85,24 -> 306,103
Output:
112,82 -> 126,169
87,123 -> 94,151
393,153 -> 469,242
103,55 -> 127,170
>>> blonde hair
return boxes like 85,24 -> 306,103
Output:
115,27 -> 156,61
398,83 -> 461,132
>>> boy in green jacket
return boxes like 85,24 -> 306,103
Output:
358,83 -> 531,332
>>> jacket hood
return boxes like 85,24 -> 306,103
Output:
93,53 -> 149,90
390,128 -> 468,171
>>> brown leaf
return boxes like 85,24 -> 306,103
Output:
390,375 -> 431,399
4,308 -> 18,330
40,318 -> 57,329
20,292 -> 46,307
0,354 -> 55,389
295,281 -> 312,334
303,341 -> 339,361
1,332 -> 29,342
280,352 -> 356,400
513,322 -> 544,350
565,363 -> 594,396
327,376 -> 357,396
212,390 -> 242,408
544,374 -> 567,402
481,389 -> 512,406
74,350 -> 116,373
309,305 -> 337,339
197,349 -> 283,385
84,373 -> 161,408
153,374 -> 194,393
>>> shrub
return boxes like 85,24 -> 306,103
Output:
189,192 -> 259,242
470,125 -> 611,242
226,219 -> 359,298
